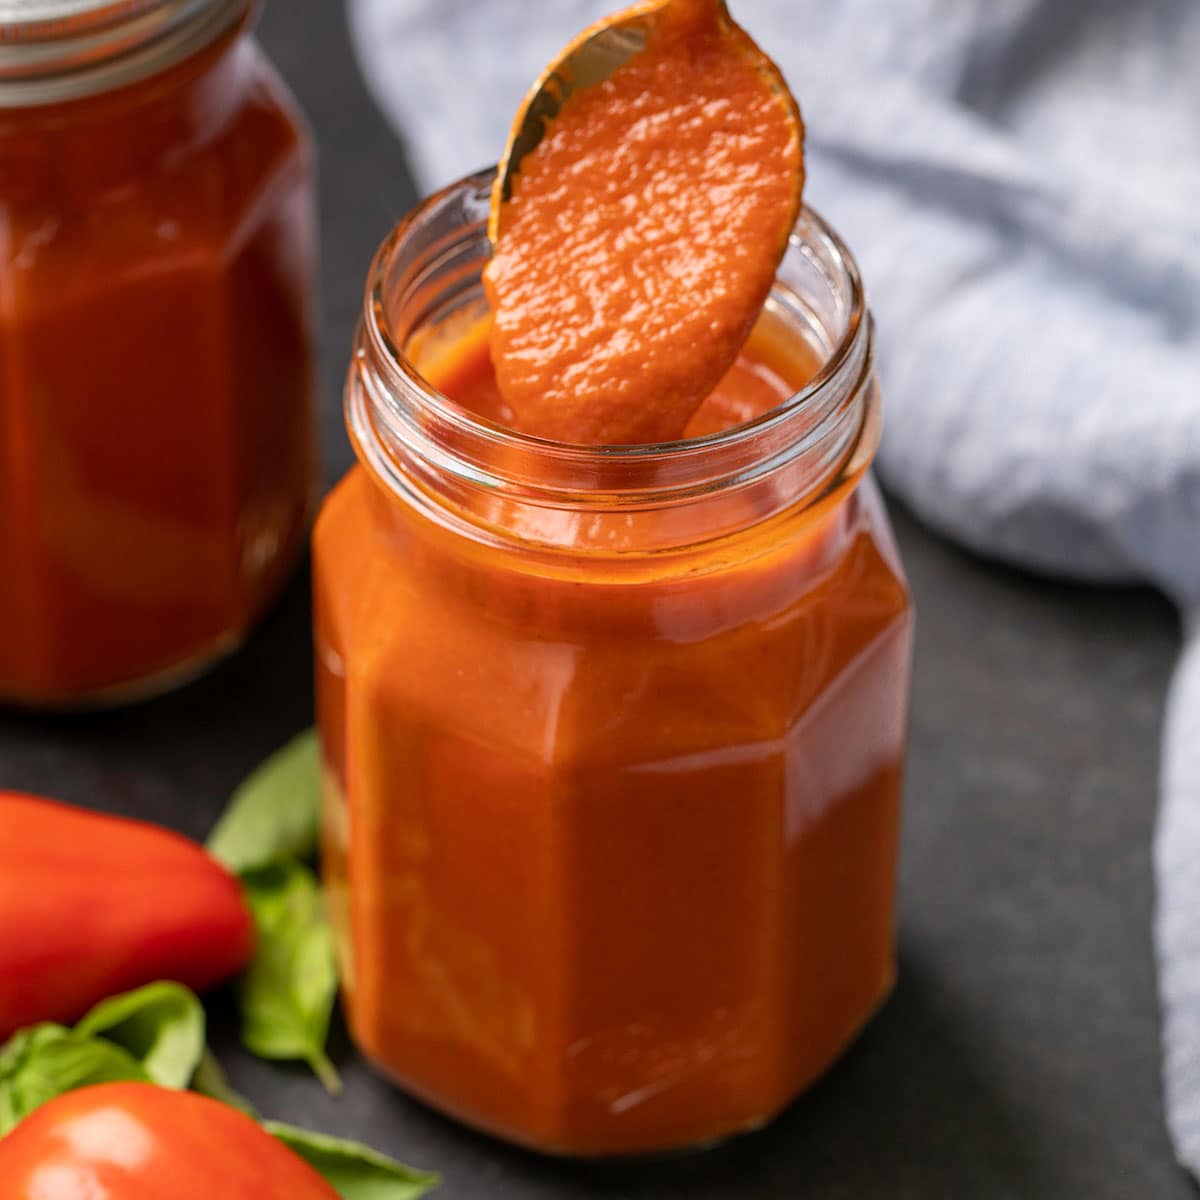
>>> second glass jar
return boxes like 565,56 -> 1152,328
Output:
0,0 -> 318,706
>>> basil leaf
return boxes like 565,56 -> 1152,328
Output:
238,861 -> 341,1093
0,981 -> 201,1133
266,1121 -> 439,1199
208,729 -> 322,873
191,1046 -> 259,1118
75,981 -> 205,1089
0,1025 -> 149,1135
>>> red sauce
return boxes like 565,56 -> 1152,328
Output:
484,0 -> 803,443
429,309 -> 821,438
0,29 -> 317,705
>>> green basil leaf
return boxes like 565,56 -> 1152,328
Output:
0,1025 -> 149,1135
238,861 -> 341,1093
0,1080 -> 15,1133
265,1121 -> 439,1199
208,729 -> 322,873
191,1046 -> 259,1118
75,981 -> 205,1090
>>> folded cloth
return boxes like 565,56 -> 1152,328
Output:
349,0 -> 1200,1171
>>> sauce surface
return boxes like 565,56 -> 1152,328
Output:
428,308 -> 822,439
484,0 -> 802,444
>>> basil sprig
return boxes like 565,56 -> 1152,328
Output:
75,980 -> 205,1090
268,1122 -> 440,1200
0,983 -> 437,1198
0,1023 -> 149,1135
208,730 -> 341,1093
0,981 -> 205,1136
208,729 -> 322,873
238,862 -> 341,1094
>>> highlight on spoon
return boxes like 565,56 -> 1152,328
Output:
489,0 -> 803,246
482,0 -> 807,444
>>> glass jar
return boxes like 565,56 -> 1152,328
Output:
0,0 -> 317,706
315,169 -> 913,1156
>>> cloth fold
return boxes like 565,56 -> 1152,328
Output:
348,0 -> 1200,1172
1160,615 -> 1200,1172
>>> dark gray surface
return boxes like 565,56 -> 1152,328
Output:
0,3 -> 1193,1197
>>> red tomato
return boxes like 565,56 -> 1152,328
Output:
0,792 -> 254,1037
0,1083 -> 339,1198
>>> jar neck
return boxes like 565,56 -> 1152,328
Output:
0,0 -> 249,107
348,169 -> 878,558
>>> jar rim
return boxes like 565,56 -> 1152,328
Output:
350,167 -> 877,542
0,0 -> 247,104
363,168 -> 868,467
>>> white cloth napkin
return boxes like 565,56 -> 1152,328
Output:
348,0 -> 1200,1172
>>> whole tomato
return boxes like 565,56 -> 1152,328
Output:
0,1083 -> 339,1198
0,792 -> 255,1037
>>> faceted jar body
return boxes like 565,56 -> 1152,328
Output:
0,19 -> 318,705
315,173 -> 913,1155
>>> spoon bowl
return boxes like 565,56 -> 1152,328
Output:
488,0 -> 800,244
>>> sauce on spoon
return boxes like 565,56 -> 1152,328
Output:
485,0 -> 804,444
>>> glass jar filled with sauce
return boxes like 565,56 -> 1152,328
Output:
0,0 -> 317,706
316,170 -> 913,1156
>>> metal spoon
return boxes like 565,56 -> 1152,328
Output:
488,0 -> 803,244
